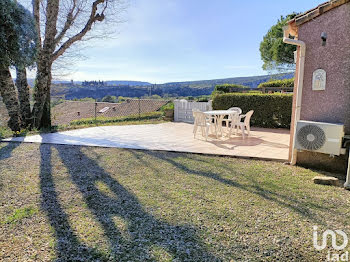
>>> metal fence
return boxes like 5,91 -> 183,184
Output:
51,99 -> 170,125
0,98 -> 171,131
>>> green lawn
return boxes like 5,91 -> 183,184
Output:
0,142 -> 349,261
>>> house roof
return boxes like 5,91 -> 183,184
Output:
292,0 -> 350,26
52,99 -> 169,125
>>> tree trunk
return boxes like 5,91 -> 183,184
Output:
16,67 -> 32,128
32,71 -> 52,129
0,66 -> 22,131
31,0 -> 59,129
40,89 -> 51,128
32,58 -> 53,129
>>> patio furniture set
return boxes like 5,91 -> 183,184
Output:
193,107 -> 254,141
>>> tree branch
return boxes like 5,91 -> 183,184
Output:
32,0 -> 42,50
54,0 -> 78,45
51,0 -> 106,61
42,0 -> 60,54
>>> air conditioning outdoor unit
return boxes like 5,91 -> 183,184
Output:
295,121 -> 344,156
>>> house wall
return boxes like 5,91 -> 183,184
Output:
294,3 -> 350,174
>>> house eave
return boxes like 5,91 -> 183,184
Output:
289,0 -> 350,27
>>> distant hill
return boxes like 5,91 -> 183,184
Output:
157,73 -> 294,89
105,81 -> 152,86
50,73 -> 294,99
26,79 -> 151,87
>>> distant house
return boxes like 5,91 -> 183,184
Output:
284,0 -> 350,173
82,80 -> 106,87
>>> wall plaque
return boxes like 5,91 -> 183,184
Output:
312,69 -> 326,91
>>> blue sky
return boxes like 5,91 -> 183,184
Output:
65,0 -> 323,83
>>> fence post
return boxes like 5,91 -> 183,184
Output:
95,85 -> 97,123
138,98 -> 141,121
174,100 -> 179,122
94,102 -> 97,123
208,100 -> 213,110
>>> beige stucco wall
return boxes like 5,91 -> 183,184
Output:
293,3 -> 350,174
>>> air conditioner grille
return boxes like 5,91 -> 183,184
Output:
297,124 -> 326,150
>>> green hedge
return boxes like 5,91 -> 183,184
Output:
212,93 -> 293,128
214,84 -> 249,93
70,112 -> 163,126
258,78 -> 294,89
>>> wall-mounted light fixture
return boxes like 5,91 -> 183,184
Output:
321,32 -> 327,46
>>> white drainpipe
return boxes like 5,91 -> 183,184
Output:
283,26 -> 306,165
344,150 -> 350,189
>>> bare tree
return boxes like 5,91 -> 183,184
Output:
30,0 -> 126,128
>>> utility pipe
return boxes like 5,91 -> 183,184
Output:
283,26 -> 306,165
344,148 -> 350,190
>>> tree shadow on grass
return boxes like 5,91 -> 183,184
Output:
0,140 -> 21,161
39,144 -> 109,261
0,141 -> 21,191
54,144 -> 219,261
130,150 -> 327,226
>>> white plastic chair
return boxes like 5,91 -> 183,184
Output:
227,112 -> 241,137
193,111 -> 212,141
223,107 -> 242,131
235,110 -> 254,139
228,107 -> 242,114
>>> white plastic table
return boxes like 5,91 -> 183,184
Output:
204,110 -> 239,138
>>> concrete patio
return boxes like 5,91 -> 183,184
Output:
2,122 -> 290,161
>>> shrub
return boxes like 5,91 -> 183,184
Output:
0,126 -> 13,139
214,84 -> 249,93
258,78 -> 294,89
196,95 -> 210,102
160,102 -> 174,111
101,95 -> 117,103
70,112 -> 163,126
212,93 -> 293,128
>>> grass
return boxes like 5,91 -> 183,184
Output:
69,112 -> 164,126
1,206 -> 38,224
0,113 -> 166,139
0,142 -> 349,261
58,117 -> 166,132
